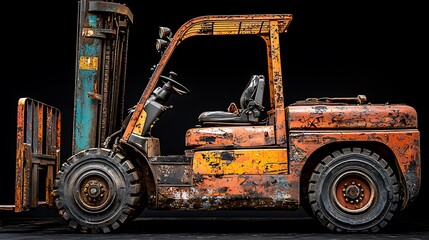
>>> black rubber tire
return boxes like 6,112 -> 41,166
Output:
126,161 -> 149,222
53,148 -> 141,233
308,147 -> 400,232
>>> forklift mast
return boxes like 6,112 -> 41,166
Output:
0,0 -> 133,213
73,0 -> 133,153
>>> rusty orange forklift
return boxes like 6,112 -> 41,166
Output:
2,0 -> 421,234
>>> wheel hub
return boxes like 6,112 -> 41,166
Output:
342,182 -> 364,203
77,175 -> 112,211
84,180 -> 106,202
332,171 -> 376,213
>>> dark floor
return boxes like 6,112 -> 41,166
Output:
1,207 -> 428,239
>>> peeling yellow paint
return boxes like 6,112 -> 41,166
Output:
193,149 -> 288,175
132,110 -> 147,135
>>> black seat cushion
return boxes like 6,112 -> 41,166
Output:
198,111 -> 242,122
198,75 -> 265,125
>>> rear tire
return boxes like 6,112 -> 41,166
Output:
308,147 -> 400,232
53,148 -> 141,233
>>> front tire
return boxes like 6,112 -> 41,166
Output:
53,148 -> 141,233
308,147 -> 400,232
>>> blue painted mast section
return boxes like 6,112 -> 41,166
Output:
73,0 -> 102,154
72,0 -> 133,154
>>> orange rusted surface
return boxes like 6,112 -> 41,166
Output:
287,104 -> 418,129
157,174 -> 296,210
267,20 -> 287,146
287,130 -> 420,206
185,126 -> 275,149
193,149 -> 287,175
12,98 -> 61,212
14,98 -> 26,212
273,108 -> 287,145
153,149 -> 290,210
150,148 -> 291,209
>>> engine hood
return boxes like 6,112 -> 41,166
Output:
286,102 -> 418,130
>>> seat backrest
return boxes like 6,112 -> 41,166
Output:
239,75 -> 265,109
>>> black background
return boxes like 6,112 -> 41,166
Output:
4,0 -> 426,217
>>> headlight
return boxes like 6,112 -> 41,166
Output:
159,27 -> 172,39
155,39 -> 168,52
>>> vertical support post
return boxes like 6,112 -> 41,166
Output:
73,0 -> 103,153
30,163 -> 39,208
73,0 -> 133,154
263,35 -> 275,109
46,165 -> 54,206
269,20 -> 287,146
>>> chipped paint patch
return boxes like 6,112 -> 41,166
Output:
157,175 -> 297,210
193,149 -> 288,175
287,104 -> 418,129
186,125 -> 275,149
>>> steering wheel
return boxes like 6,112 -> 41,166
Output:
159,75 -> 191,96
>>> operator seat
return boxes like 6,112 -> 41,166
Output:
198,75 -> 265,125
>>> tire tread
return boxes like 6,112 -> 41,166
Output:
307,147 -> 400,233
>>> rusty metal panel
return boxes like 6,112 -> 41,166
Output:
12,98 -> 61,212
154,148 -> 292,210
22,144 -> 32,210
269,20 -> 287,146
185,125 -> 275,149
157,175 -> 296,210
193,149 -> 288,175
286,104 -> 418,129
181,14 -> 292,38
152,165 -> 192,185
15,98 -> 26,212
149,155 -> 192,186
146,137 -> 161,157
149,155 -> 192,185
88,1 -> 133,23
14,142 -> 32,212
288,129 -> 420,207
